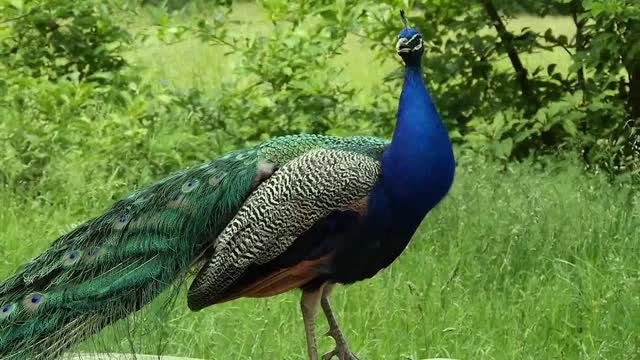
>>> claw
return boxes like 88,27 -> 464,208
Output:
322,331 -> 359,360
321,349 -> 338,360
321,349 -> 359,360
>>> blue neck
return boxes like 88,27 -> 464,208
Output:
328,63 -> 456,283
391,65 -> 439,155
381,64 -> 455,216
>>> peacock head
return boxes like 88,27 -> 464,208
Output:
396,10 -> 424,66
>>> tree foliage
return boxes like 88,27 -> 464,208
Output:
361,0 -> 639,176
0,0 -> 133,80
0,0 -> 638,199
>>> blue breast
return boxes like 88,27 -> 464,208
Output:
329,61 -> 455,284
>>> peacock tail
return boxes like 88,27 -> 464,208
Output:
0,134 -> 388,359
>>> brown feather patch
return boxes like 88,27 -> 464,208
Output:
212,255 -> 331,304
348,196 -> 369,216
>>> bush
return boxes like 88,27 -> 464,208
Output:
0,0 -> 638,197
0,0 -> 216,195
360,0 -> 639,178
0,0 -> 132,81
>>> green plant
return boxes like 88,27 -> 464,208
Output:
359,0 -> 639,179
0,0 -> 133,81
150,0 -> 395,145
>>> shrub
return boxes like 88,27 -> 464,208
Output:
360,0 -> 639,178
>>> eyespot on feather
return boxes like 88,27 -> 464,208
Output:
208,177 -> 220,186
133,192 -> 154,206
83,247 -> 102,263
209,171 -> 227,186
167,194 -> 185,208
181,179 -> 200,193
62,250 -> 83,266
0,303 -> 16,320
23,293 -> 45,312
114,212 -> 130,230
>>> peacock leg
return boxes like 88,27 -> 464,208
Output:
301,287 -> 324,360
320,285 -> 359,360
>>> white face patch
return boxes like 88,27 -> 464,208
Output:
412,39 -> 423,52
396,33 -> 423,53
407,33 -> 420,43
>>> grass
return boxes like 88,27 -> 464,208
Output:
1,2 -> 639,360
1,158 -> 639,359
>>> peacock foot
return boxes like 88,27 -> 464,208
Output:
321,329 -> 360,360
321,348 -> 359,360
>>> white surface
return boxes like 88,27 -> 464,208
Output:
63,354 -> 202,360
64,353 -> 455,360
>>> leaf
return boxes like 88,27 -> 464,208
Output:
9,0 -> 23,10
562,119 -> 578,136
494,138 -> 513,159
514,130 -> 531,143
448,129 -> 463,140
156,94 -> 173,104
532,65 -> 543,77
557,35 -> 568,46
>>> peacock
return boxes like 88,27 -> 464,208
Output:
0,11 -> 454,360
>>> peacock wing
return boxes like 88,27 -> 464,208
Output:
187,148 -> 382,311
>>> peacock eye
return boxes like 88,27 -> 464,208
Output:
63,250 -> 82,266
0,303 -> 15,319
181,179 -> 199,193
167,193 -> 185,208
23,292 -> 46,312
83,247 -> 103,263
209,171 -> 227,186
114,212 -> 130,230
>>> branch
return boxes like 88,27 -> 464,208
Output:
537,35 -> 573,56
571,0 -> 587,101
479,0 -> 538,110
628,66 -> 640,123
0,6 -> 39,25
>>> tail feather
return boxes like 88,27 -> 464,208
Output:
0,253 -> 183,359
0,146 -> 262,359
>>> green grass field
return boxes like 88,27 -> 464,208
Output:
2,158 -> 638,359
1,3 -> 639,360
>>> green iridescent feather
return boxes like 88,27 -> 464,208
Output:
0,134 -> 388,359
